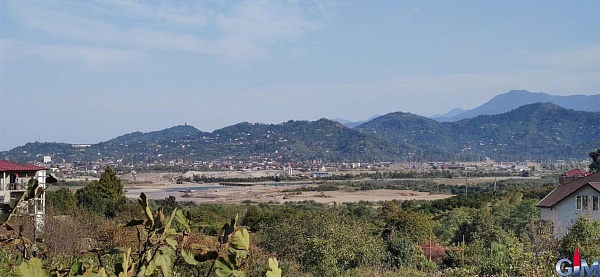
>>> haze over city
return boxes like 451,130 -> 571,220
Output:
1,1 -> 600,151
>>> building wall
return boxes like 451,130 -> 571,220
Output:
541,185 -> 600,237
312,172 -> 332,178
0,171 -> 38,191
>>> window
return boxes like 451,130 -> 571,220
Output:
594,196 -> 599,211
577,195 -> 582,210
583,195 -> 589,210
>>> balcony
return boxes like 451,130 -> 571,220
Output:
4,182 -> 27,191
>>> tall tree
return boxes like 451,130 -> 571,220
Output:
75,166 -> 125,217
590,149 -> 600,172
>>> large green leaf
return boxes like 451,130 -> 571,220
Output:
69,260 -> 84,276
266,258 -> 282,277
215,257 -> 235,277
162,228 -> 178,238
156,246 -> 174,277
136,265 -> 146,277
14,258 -> 50,277
175,210 -> 190,229
161,207 -> 178,235
182,248 -> 198,265
231,271 -> 245,277
97,267 -> 108,277
231,229 -> 250,251
165,237 -> 177,249
79,267 -> 108,277
138,193 -> 154,226
116,248 -> 135,277
229,249 -> 248,259
145,260 -> 156,276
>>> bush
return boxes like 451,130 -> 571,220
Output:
258,209 -> 386,276
46,187 -> 77,215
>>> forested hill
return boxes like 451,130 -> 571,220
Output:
0,119 -> 400,163
107,125 -> 208,144
357,102 -> 600,161
2,103 -> 599,163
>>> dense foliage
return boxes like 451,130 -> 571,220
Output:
74,166 -> 126,217
3,169 -> 600,276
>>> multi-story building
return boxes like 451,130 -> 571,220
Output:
0,160 -> 50,229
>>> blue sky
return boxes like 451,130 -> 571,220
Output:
1,0 -> 600,151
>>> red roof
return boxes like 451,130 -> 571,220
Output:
564,169 -> 592,178
537,171 -> 600,208
0,160 -> 47,172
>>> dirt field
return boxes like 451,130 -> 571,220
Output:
124,182 -> 451,204
122,172 -> 453,204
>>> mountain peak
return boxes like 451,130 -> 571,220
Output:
505,89 -> 532,94
434,90 -> 600,122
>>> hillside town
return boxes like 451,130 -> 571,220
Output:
17,150 -> 592,181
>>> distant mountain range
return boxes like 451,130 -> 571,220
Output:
430,108 -> 466,120
2,103 -> 599,163
431,90 -> 600,122
331,115 -> 380,128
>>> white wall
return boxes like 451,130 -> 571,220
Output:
541,185 -> 600,237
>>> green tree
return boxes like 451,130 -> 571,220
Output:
507,198 -> 540,234
455,208 -> 507,247
560,216 -> 600,258
386,232 -> 415,269
435,208 -> 472,245
46,187 -> 77,215
75,166 -> 125,217
241,204 -> 264,231
258,209 -> 385,276
379,203 -> 435,244
590,149 -> 600,172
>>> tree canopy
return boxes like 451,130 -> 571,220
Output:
75,166 -> 125,217
590,149 -> 600,172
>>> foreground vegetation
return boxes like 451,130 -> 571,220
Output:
2,166 -> 600,276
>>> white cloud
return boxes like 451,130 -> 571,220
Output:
214,1 -> 317,64
3,0 -> 324,65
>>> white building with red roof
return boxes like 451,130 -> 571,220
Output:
0,160 -> 50,228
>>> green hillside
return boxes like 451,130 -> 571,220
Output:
2,103 -> 599,163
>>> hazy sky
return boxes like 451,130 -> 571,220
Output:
1,1 -> 600,151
